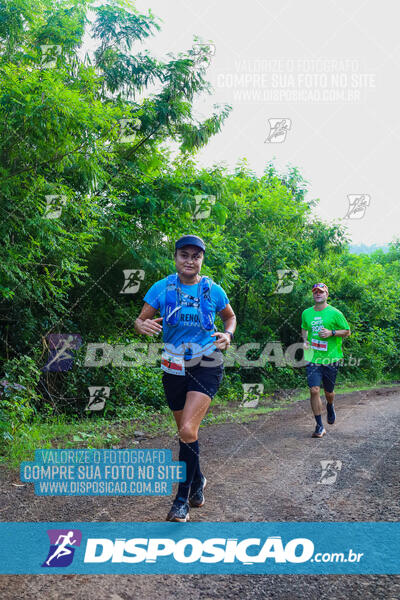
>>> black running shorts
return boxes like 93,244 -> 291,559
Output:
306,361 -> 340,393
162,350 -> 224,411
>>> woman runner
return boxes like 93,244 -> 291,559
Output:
134,234 -> 236,522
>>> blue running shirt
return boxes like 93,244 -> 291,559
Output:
143,276 -> 229,358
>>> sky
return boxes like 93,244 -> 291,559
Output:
90,0 -> 400,245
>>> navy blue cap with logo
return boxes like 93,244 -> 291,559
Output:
175,235 -> 206,253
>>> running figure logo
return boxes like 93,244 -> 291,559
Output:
264,118 -> 291,143
44,194 -> 67,219
318,460 -> 343,485
242,383 -> 264,408
42,529 -> 82,567
120,269 -> 145,294
85,386 -> 110,411
274,269 -> 298,294
193,194 -> 216,220
344,194 -> 371,219
42,334 -> 82,372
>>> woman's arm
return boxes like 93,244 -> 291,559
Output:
134,302 -> 163,336
212,304 -> 236,350
219,304 -> 236,336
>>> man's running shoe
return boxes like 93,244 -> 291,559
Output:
189,476 -> 207,508
166,498 -> 189,522
327,403 -> 336,424
312,424 -> 326,438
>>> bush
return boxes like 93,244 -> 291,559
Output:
0,356 -> 41,443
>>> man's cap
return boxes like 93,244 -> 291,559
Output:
312,282 -> 328,293
175,235 -> 206,253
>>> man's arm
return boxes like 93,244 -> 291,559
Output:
335,329 -> 351,337
331,311 -> 351,338
320,328 -> 351,338
301,328 -> 310,348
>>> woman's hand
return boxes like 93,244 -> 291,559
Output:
211,331 -> 231,350
136,316 -> 163,337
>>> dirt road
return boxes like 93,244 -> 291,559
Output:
0,386 -> 399,599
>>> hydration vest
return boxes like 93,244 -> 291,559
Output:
164,273 -> 215,331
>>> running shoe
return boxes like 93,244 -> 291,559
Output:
327,403 -> 336,424
189,476 -> 207,508
312,424 -> 326,438
166,498 -> 190,522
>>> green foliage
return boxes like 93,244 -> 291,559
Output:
0,355 -> 41,440
61,348 -> 166,415
0,0 -> 231,352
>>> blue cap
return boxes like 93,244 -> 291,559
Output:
175,235 -> 206,253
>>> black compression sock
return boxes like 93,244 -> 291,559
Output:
191,439 -> 203,484
315,414 -> 323,427
176,439 -> 200,502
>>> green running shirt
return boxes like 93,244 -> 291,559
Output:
301,304 -> 350,364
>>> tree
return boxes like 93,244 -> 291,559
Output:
0,0 -> 231,357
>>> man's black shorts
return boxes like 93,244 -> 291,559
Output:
306,361 -> 340,392
162,350 -> 224,411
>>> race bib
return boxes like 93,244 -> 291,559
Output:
311,338 -> 328,351
161,350 -> 185,375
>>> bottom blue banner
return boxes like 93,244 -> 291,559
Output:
0,522 -> 398,574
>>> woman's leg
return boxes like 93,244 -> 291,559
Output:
179,390 -> 211,441
172,409 -> 183,430
175,391 -> 211,501
173,406 -> 203,484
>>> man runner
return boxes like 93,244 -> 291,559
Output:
301,283 -> 351,438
